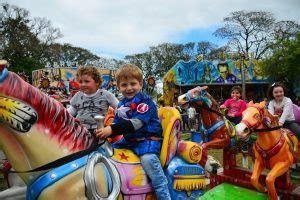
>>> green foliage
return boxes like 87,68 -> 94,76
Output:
125,42 -> 220,79
0,3 -> 100,73
214,10 -> 299,60
261,33 -> 300,82
44,43 -> 100,65
9,57 -> 43,81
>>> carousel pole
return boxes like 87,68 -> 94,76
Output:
241,53 -> 246,100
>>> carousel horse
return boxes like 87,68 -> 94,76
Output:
178,86 -> 235,150
0,67 -> 208,199
236,101 -> 298,200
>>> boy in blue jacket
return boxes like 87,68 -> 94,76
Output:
96,64 -> 170,199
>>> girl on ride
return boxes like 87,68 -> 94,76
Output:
67,66 -> 119,134
267,82 -> 300,136
220,86 -> 247,124
95,64 -> 171,200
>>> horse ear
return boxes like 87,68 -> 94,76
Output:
258,101 -> 266,109
263,116 -> 272,128
247,101 -> 254,106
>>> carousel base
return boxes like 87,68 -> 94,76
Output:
199,182 -> 268,200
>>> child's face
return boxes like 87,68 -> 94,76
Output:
231,89 -> 241,100
118,77 -> 142,99
272,86 -> 284,101
78,74 -> 98,94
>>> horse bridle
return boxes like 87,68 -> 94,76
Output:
196,104 -> 224,117
241,106 -> 282,133
196,104 -> 237,137
0,141 -> 104,174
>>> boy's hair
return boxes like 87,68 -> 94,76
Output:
76,66 -> 103,88
115,64 -> 143,85
267,82 -> 287,99
231,86 -> 242,94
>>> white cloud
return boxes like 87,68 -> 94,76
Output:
4,0 -> 300,58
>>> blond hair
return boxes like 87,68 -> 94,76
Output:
76,66 -> 103,88
115,64 -> 143,86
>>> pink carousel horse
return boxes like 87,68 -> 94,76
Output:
236,101 -> 298,200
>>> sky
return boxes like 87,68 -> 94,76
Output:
3,0 -> 300,59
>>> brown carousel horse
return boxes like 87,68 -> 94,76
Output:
178,86 -> 235,150
236,101 -> 298,200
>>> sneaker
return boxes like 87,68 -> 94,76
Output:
241,144 -> 248,153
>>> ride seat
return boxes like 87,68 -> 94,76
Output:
158,106 -> 181,168
109,107 -> 182,196
292,104 -> 300,123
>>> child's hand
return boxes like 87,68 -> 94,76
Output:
95,126 -> 112,139
227,113 -> 234,117
220,105 -> 226,109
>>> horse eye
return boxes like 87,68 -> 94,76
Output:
254,113 -> 260,120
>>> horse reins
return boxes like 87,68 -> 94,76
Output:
196,104 -> 224,117
250,126 -> 282,133
198,104 -> 282,133
0,141 -> 104,174
243,105 -> 282,133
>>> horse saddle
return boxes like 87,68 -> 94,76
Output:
110,148 -> 154,195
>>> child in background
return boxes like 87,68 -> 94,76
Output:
67,66 -> 119,134
268,82 -> 300,136
181,105 -> 190,131
220,86 -> 247,124
188,106 -> 197,131
95,64 -> 171,199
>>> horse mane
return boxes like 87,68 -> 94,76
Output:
250,101 -> 279,128
263,107 -> 280,127
196,91 -> 219,110
1,71 -> 96,151
205,92 -> 219,110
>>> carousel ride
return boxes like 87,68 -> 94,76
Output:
1,61 -> 300,199
178,86 -> 300,200
0,66 -> 226,199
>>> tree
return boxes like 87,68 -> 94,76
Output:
125,42 -> 195,79
44,43 -> 100,66
125,52 -> 153,78
214,10 -> 299,60
0,3 -> 62,76
262,33 -> 300,83
206,46 -> 230,60
196,41 -> 217,59
149,43 -> 194,77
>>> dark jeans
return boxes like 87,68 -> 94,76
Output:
227,116 -> 242,125
284,120 -> 300,138
182,115 -> 189,130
